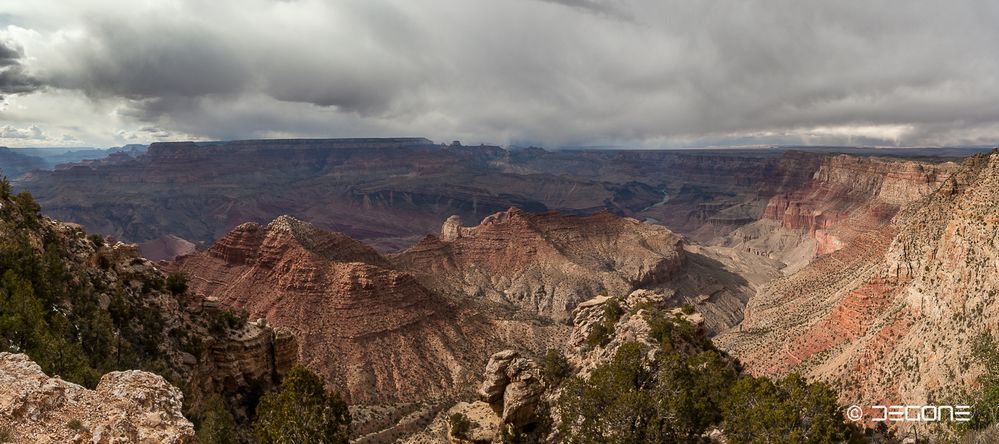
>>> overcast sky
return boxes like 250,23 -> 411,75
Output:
0,0 -> 997,148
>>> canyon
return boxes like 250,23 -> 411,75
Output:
716,149 -> 999,426
170,206 -> 764,405
11,139 -> 882,259
173,214 -> 565,405
4,139 -> 997,441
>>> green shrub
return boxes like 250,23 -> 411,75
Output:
448,412 -> 473,439
645,307 -> 710,353
166,272 -> 188,296
585,322 -> 612,348
254,365 -> 351,444
197,395 -> 238,444
681,302 -> 695,315
88,234 -> 105,248
965,333 -> 999,431
603,298 -> 624,323
208,308 -> 249,335
67,419 -> 87,433
13,191 -> 41,221
0,228 -> 170,389
722,374 -> 860,444
0,176 -> 11,199
557,341 -> 860,444
542,349 -> 571,386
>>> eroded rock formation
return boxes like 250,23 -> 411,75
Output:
391,209 -> 685,322
721,154 -> 958,272
0,352 -> 195,443
717,149 -> 999,426
174,215 -> 565,404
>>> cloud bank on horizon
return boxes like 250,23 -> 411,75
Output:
0,0 -> 997,148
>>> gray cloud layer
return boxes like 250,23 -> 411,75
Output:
1,0 -> 998,147
0,40 -> 40,97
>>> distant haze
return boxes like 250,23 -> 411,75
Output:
1,1 -> 998,148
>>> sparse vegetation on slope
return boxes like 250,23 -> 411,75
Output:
558,296 -> 863,443
0,176 -> 178,387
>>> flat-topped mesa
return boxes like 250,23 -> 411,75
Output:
145,137 -> 436,158
391,208 -> 686,321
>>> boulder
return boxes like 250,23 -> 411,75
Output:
0,352 -> 194,443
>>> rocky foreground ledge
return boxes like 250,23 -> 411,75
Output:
0,352 -> 194,443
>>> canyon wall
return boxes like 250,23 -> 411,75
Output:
716,150 -> 999,426
0,147 -> 46,179
721,154 -> 958,272
16,140 -> 847,254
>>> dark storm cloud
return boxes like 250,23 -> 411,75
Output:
3,0 -> 999,147
0,40 -> 40,96
43,19 -> 251,100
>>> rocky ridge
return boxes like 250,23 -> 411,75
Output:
0,189 -> 294,438
174,215 -> 566,405
391,209 -> 685,322
409,290 -> 715,443
0,352 -> 194,443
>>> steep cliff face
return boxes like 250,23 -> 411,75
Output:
716,150 -> 999,418
761,155 -> 957,250
391,209 -> 685,322
175,215 -> 566,404
719,155 -> 957,274
183,318 -> 298,426
0,353 -> 194,443
16,140 -> 846,253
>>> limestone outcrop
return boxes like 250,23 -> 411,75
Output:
0,352 -> 194,443
477,350 -> 545,428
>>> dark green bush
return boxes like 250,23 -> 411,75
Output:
67,419 -> 87,433
165,272 -> 188,296
254,365 -> 351,444
448,412 -> 473,439
542,349 -> 571,386
585,322 -> 612,348
603,298 -> 624,323
197,395 -> 238,444
87,234 -> 105,248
